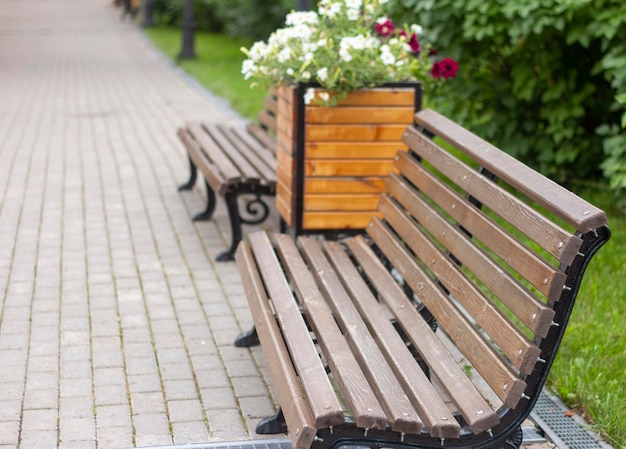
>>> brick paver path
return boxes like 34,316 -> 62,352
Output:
0,1 -> 558,449
0,1 -> 277,448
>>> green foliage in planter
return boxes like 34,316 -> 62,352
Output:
391,0 -> 626,191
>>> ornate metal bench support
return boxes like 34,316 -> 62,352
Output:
193,181 -> 217,222
217,192 -> 271,262
177,155 -> 197,191
256,408 -> 287,435
234,326 -> 259,347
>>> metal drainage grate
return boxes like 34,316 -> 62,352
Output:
131,438 -> 294,449
530,389 -> 613,449
132,390 -> 612,449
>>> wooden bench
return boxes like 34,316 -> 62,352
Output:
177,95 -> 278,261
234,109 -> 610,449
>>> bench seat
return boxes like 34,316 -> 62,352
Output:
235,109 -> 610,449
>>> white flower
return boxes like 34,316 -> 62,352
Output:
411,24 -> 423,34
241,59 -> 256,79
301,71 -> 312,80
278,47 -> 291,63
317,67 -> 329,81
319,92 -> 330,102
380,45 -> 395,65
304,88 -> 316,104
346,8 -> 360,21
346,0 -> 362,9
285,11 -> 319,27
287,68 -> 294,75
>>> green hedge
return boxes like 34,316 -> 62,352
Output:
392,0 -> 626,193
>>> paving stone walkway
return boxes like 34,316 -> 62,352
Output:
0,1 -> 557,448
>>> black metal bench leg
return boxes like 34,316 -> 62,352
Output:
234,326 -> 259,347
178,155 -> 198,191
193,181 -> 217,221
256,408 -> 287,435
216,192 -> 242,262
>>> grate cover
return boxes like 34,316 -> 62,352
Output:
132,439 -> 294,449
132,390 -> 613,449
530,390 -> 613,449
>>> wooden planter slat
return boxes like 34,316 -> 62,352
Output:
305,142 -> 405,159
304,160 -> 398,177
306,106 -> 414,124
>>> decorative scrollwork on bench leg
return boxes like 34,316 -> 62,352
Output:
177,155 -> 198,191
256,408 -> 287,435
216,193 -> 271,262
193,181 -> 217,222
239,194 -> 270,225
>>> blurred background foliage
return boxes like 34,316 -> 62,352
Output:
148,0 -> 626,200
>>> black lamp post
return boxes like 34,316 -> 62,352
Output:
178,0 -> 196,60
142,0 -> 155,27
296,0 -> 310,11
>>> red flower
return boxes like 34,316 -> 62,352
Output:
374,19 -> 395,38
400,30 -> 421,55
431,57 -> 459,79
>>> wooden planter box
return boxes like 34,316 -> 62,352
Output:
276,82 -> 422,235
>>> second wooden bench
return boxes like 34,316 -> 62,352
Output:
177,95 -> 278,261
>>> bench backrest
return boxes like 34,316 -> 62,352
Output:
366,109 -> 609,435
246,93 -> 278,153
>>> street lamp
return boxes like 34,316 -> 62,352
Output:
296,0 -> 310,10
178,0 -> 196,60
142,0 -> 155,27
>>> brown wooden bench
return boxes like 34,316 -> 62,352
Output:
177,95 -> 278,261
234,109 -> 610,449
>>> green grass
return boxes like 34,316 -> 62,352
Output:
144,26 -> 266,120
144,26 -> 626,449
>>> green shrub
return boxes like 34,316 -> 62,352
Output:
392,0 -> 626,189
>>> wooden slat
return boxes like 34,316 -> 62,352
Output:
367,218 -> 528,409
304,177 -> 387,194
246,122 -> 276,153
344,236 -> 500,435
394,153 -> 567,300
220,125 -> 277,184
309,88 -> 416,107
306,124 -> 407,142
263,95 -> 278,116
379,193 -> 544,373
302,211 -> 377,230
177,128 -> 225,194
273,234 -> 389,431
306,106 -> 414,125
257,109 -> 277,134
246,232 -> 345,429
414,109 -> 608,234
234,242 -> 317,449
202,123 -> 261,183
297,237 -> 423,435
385,175 -> 556,340
321,239 -> 463,438
305,160 -> 398,177
303,194 -> 380,212
186,122 -> 242,184
305,142 -> 404,159
403,126 -> 583,265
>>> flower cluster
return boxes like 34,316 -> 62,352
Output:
241,0 -> 458,103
